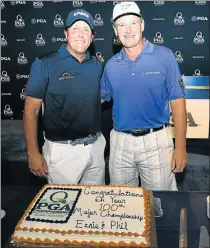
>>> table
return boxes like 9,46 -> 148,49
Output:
153,191 -> 210,248
2,186 -> 210,248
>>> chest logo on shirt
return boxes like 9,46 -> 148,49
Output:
141,71 -> 161,76
59,72 -> 75,80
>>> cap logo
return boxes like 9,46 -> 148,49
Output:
120,3 -> 131,10
73,11 -> 89,18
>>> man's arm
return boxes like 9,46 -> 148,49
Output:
100,65 -> 111,103
170,97 -> 188,173
23,96 -> 47,177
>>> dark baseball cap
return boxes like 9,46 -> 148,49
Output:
65,9 -> 94,32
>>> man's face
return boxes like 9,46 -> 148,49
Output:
64,20 -> 93,55
114,15 -> 144,48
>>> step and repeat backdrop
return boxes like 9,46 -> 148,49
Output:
1,0 -> 209,138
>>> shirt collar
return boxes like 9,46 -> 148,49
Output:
118,38 -> 154,61
58,44 -> 91,62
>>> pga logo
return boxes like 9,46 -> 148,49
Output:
20,87 -> 26,100
1,1 -> 5,9
175,51 -> 184,63
154,1 -> 164,6
15,15 -> 25,28
153,32 -> 164,44
16,74 -> 29,79
1,34 -> 7,46
11,1 -> 26,5
193,69 -> 202,76
51,37 -> 67,42
33,1 -> 44,8
191,16 -> 208,21
197,17 -> 208,20
1,71 -> 10,82
113,36 -> 121,45
1,57 -> 11,61
174,12 -> 185,25
113,1 -> 123,5
35,33 -> 45,46
17,52 -> 28,65
31,18 -> 47,24
194,31 -> 204,44
72,1 -> 83,7
3,104 -> 13,117
54,14 -> 64,27
95,52 -> 104,63
195,0 -> 206,5
94,14 -> 104,26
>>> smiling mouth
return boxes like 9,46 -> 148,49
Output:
125,36 -> 134,38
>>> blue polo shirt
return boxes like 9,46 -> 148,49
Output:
100,39 -> 185,131
25,44 -> 103,141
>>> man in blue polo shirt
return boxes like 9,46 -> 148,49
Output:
101,2 -> 188,190
24,9 -> 106,184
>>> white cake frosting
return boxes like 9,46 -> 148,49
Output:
12,184 -> 151,247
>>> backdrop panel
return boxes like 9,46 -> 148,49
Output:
1,1 -> 209,138
169,76 -> 209,138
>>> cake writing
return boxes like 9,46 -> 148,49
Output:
75,220 -> 128,230
73,207 -> 143,221
76,220 -> 106,230
84,186 -> 143,198
111,221 -> 128,230
95,196 -> 126,204
74,208 -> 97,218
72,187 -> 144,232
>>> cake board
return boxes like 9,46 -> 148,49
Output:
5,192 -> 158,248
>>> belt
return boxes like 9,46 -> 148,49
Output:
121,125 -> 168,137
53,132 -> 101,146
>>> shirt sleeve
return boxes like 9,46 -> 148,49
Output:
100,66 -> 111,101
166,50 -> 186,100
25,59 -> 48,99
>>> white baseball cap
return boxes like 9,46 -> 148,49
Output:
112,2 -> 141,22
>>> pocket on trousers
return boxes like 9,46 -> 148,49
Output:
42,142 -> 48,164
102,134 -> 106,148
165,127 -> 174,148
110,129 -> 117,148
43,140 -> 55,167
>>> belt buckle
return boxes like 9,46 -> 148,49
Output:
131,129 -> 147,136
132,129 -> 144,134
72,140 -> 77,146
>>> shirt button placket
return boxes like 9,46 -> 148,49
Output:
132,62 -> 135,76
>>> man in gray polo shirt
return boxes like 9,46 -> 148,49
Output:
24,9 -> 106,184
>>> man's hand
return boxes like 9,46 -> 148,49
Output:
28,152 -> 48,177
171,148 -> 188,173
